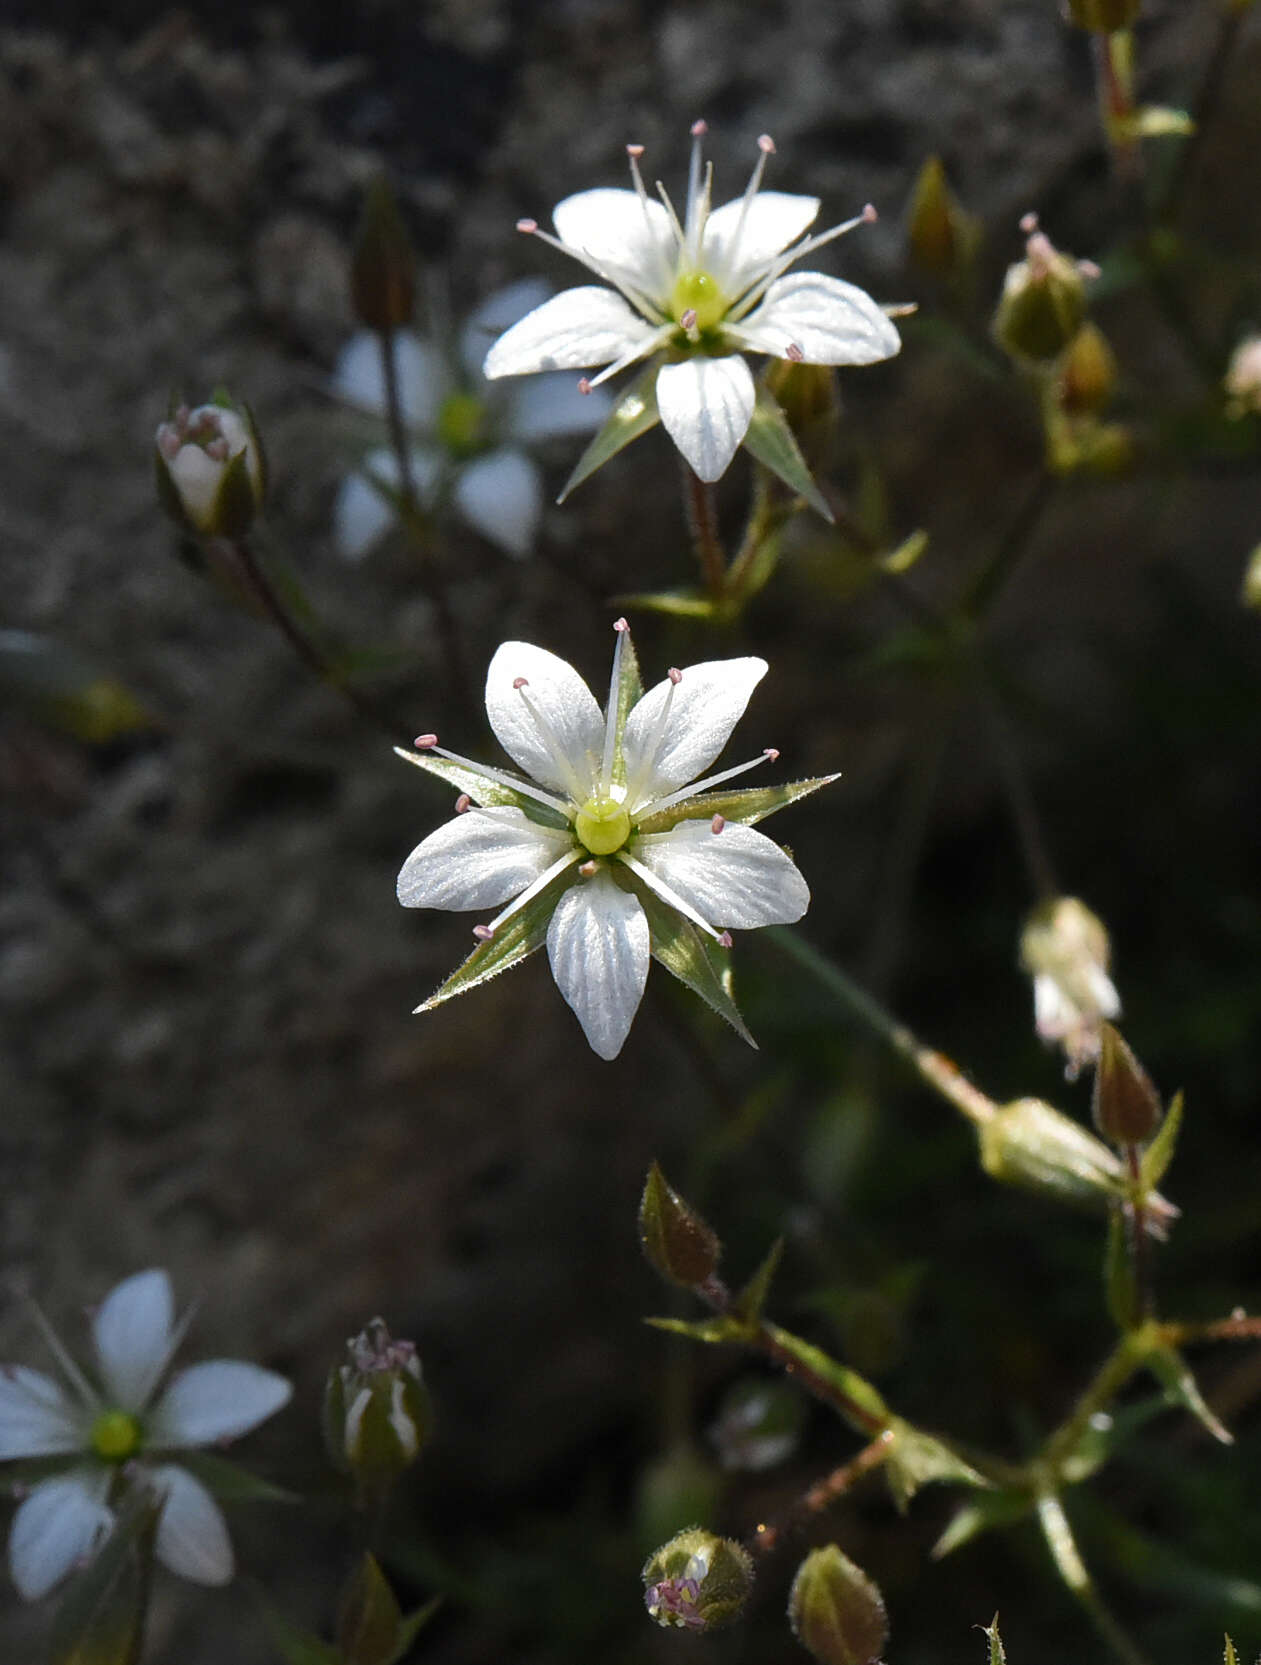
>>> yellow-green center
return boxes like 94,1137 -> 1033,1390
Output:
437,391 -> 488,457
575,796 -> 631,856
670,271 -> 727,334
91,1410 -> 142,1461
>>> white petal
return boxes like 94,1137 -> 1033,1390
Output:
168,447 -> 226,531
333,447 -> 441,561
484,287 -> 658,379
9,1473 -> 113,1601
733,271 -> 901,365
702,191 -> 820,283
484,641 -> 605,798
623,657 -> 767,802
397,806 -> 572,911
552,188 -> 675,290
150,1465 -> 233,1585
455,449 -> 542,559
0,1367 -> 84,1458
92,1270 -> 174,1411
331,330 -> 451,430
460,278 -> 554,382
635,821 -> 809,928
655,355 -> 755,482
505,373 -> 613,441
149,1360 -> 291,1449
546,872 -> 649,1059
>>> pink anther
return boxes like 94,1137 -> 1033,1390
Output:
758,133 -> 775,154
668,667 -> 683,685
711,814 -> 725,834
763,747 -> 779,761
613,616 -> 630,632
626,143 -> 645,157
862,203 -> 878,223
512,677 -> 529,690
455,794 -> 471,813
472,924 -> 495,941
516,218 -> 538,234
718,931 -> 733,949
691,118 -> 709,137
414,733 -> 438,749
577,377 -> 593,395
786,343 -> 804,362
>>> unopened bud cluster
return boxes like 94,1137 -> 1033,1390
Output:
324,1318 -> 432,1501
155,400 -> 266,539
642,1528 -> 753,1632
994,218 -> 1093,366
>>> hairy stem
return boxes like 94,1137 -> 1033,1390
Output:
682,464 -> 728,599
748,1431 -> 895,1558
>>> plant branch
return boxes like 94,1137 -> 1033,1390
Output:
682,464 -> 728,598
747,1431 -> 895,1558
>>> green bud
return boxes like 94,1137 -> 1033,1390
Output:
994,221 -> 1090,366
155,399 -> 266,539
642,1527 -> 754,1632
640,1163 -> 721,1289
1241,546 -> 1261,612
788,1543 -> 888,1665
1093,1023 -> 1162,1147
351,178 -> 417,334
323,1318 -> 432,1504
1057,323 -> 1117,416
906,155 -> 979,280
762,358 -> 840,467
979,1096 -> 1128,1213
1066,0 -> 1140,30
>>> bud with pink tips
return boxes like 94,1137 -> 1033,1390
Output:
155,399 -> 266,539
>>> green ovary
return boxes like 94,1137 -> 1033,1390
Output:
575,796 -> 631,856
670,271 -> 728,333
91,1410 -> 142,1461
437,392 -> 488,456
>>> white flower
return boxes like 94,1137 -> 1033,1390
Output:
483,121 -> 901,484
332,280 -> 611,561
396,621 -> 836,1059
0,1270 -> 291,1600
155,403 -> 265,538
1020,897 -> 1121,1079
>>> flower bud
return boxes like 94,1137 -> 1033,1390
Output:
1020,896 -> 1120,1078
155,400 -> 266,538
979,1096 -> 1128,1214
788,1543 -> 888,1665
1092,1023 -> 1161,1147
1066,0 -> 1140,30
1242,546 -> 1261,612
906,155 -> 979,280
994,222 -> 1090,366
323,1318 -> 432,1503
639,1163 -> 721,1289
351,177 -> 417,334
1057,323 -> 1117,416
642,1528 -> 754,1632
1224,336 -> 1261,418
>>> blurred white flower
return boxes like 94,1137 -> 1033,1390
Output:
484,122 -> 900,483
1020,896 -> 1121,1079
0,1270 -> 291,1600
155,402 -> 265,538
397,622 -> 834,1059
331,280 -> 611,561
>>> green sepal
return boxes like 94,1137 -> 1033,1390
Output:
558,365 -> 660,502
932,1489 -> 1035,1558
393,747 -> 571,829
1225,1638 -> 1239,1665
614,587 -> 727,622
336,1553 -> 438,1665
761,1323 -> 890,1436
609,626 -> 644,791
645,1314 -> 752,1345
732,1237 -> 783,1324
637,774 -> 840,835
1104,1206 -> 1138,1332
740,385 -> 834,522
1140,1089 -> 1183,1191
983,1616 -> 1007,1665
416,871 -> 574,1013
49,1487 -> 160,1665
883,1419 -> 990,1512
634,881 -> 755,1047
212,446 -> 260,540
178,1449 -> 298,1505
258,1594 -> 343,1665
1148,1346 -> 1233,1445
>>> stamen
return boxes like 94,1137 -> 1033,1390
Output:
483,849 -> 584,935
600,619 -> 628,795
679,307 -> 700,343
722,132 -> 777,272
516,218 -> 668,324
711,815 -> 725,833
401,739 -> 570,817
514,683 -> 593,802
616,850 -> 725,942
669,667 -> 683,684
690,118 -> 709,138
786,343 -> 804,362
573,324 -> 676,392
455,794 -> 471,813
654,180 -> 687,251
577,377 -> 593,394
635,747 -> 778,819
472,924 -> 494,941
516,218 -> 538,234
718,931 -> 733,948
578,859 -> 598,877
24,1298 -> 97,1409
726,207 -> 877,321
1020,211 -> 1039,235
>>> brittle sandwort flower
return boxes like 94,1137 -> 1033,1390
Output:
483,122 -> 900,490
154,400 -> 266,539
1020,896 -> 1121,1079
0,1270 -> 291,1599
332,281 -> 611,560
396,622 -> 837,1059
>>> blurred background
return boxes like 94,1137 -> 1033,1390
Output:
2,0 -> 1260,1659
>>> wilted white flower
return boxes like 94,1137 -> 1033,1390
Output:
1225,335 -> 1261,419
0,1270 -> 291,1600
155,402 -> 265,538
1020,896 -> 1121,1078
332,280 -> 611,560
396,621 -> 836,1058
483,121 -> 900,485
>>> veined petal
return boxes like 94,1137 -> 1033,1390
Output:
331,330 -> 451,430
0,1367 -> 84,1458
92,1270 -> 174,1412
545,872 -> 649,1059
702,191 -> 820,283
9,1472 -> 113,1601
397,806 -> 573,912
149,1361 -> 291,1450
484,287 -> 658,379
623,656 -> 767,802
552,188 -> 675,292
454,448 -> 542,559
655,354 -> 755,482
460,278 -> 554,383
505,372 -> 613,441
149,1464 -> 233,1585
634,821 -> 809,927
732,271 -> 901,365
333,446 -> 441,561
485,641 -> 604,798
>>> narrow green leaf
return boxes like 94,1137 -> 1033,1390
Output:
417,872 -> 574,1012
337,1553 -> 402,1665
613,587 -> 723,621
634,880 -> 755,1046
49,1489 -> 159,1665
1224,1638 -> 1239,1665
558,366 -> 660,502
1141,1089 -> 1183,1191
732,1238 -> 783,1324
883,1419 -> 990,1512
258,1595 -> 343,1665
610,625 -> 644,792
762,1323 -> 889,1435
932,1489 -> 1034,1558
389,1597 -> 443,1663
178,1450 -> 298,1505
983,1615 -> 1007,1665
1104,1205 -> 1138,1333
393,747 -> 569,826
645,1314 -> 751,1344
740,385 -> 834,522
879,529 -> 929,574
1148,1346 -> 1233,1445
636,775 -> 840,834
